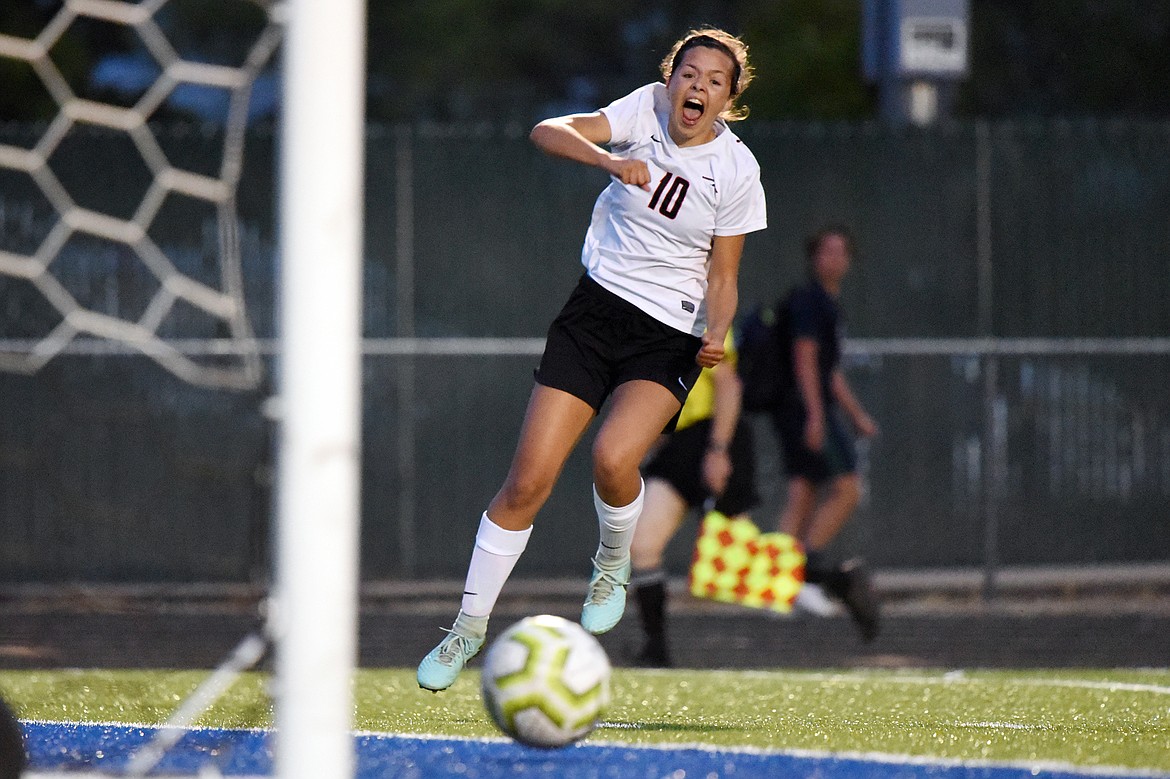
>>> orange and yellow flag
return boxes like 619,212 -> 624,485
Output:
689,511 -> 805,612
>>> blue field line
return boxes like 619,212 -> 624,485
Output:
20,721 -> 1168,779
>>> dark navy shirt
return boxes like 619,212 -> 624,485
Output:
777,281 -> 842,410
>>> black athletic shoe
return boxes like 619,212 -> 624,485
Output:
828,559 -> 881,643
631,577 -> 672,668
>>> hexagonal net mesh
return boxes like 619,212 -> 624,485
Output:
0,0 -> 282,390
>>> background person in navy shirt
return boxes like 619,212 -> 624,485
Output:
773,225 -> 880,642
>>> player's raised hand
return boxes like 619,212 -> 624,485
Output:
606,156 -> 652,190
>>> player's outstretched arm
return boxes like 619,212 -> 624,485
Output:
696,234 -> 743,368
530,113 -> 650,189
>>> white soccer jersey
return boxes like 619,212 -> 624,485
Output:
582,82 -> 767,336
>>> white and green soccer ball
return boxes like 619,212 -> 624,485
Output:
480,614 -> 612,748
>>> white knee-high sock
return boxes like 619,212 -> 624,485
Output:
461,513 -> 532,618
593,479 -> 644,567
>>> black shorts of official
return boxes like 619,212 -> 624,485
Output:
535,274 -> 703,432
642,417 -> 759,516
772,405 -> 858,484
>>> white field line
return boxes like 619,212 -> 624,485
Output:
27,775 -> 266,779
21,715 -> 1170,779
26,775 -> 266,779
710,669 -> 1170,696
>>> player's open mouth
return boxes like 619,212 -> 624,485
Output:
682,98 -> 704,125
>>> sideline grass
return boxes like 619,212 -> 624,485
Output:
2,668 -> 1168,772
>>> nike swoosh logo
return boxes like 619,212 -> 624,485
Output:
678,377 -> 689,391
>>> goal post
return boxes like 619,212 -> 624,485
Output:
274,0 -> 366,777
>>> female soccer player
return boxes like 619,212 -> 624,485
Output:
418,27 -> 768,691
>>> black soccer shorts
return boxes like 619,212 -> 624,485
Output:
772,405 -> 858,483
535,274 -> 703,430
643,417 -> 759,516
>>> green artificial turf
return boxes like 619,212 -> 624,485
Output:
2,667 -> 1167,771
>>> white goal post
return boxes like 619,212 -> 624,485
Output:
273,0 -> 365,777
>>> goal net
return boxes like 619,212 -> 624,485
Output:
1,1 -> 366,778
0,0 -> 282,389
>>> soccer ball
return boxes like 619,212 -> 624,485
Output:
480,614 -> 612,748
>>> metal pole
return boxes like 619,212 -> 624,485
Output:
980,357 -> 1001,601
275,0 -> 366,776
394,125 -> 418,577
975,121 -> 994,338
975,120 -> 999,601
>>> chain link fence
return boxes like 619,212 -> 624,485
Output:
1,119 -> 1168,583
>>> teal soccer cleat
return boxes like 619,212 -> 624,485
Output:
417,625 -> 485,692
580,556 -> 631,635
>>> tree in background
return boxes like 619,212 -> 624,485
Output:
365,0 -> 872,122
739,0 -> 874,120
2,1 -> 1168,123
366,0 -> 1170,122
367,0 -> 633,124
963,0 -> 1170,118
